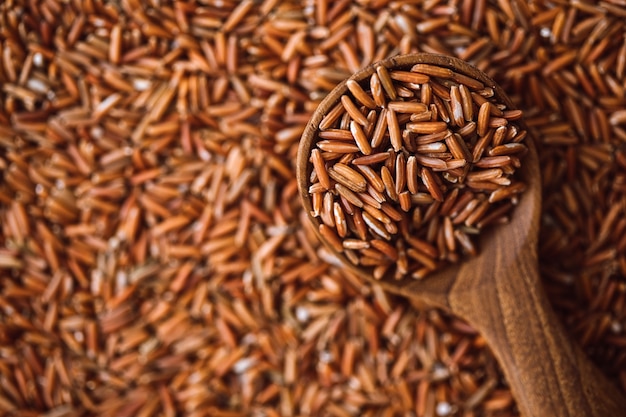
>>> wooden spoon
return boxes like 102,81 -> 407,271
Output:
297,54 -> 626,417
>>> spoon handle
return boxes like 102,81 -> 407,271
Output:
450,245 -> 626,416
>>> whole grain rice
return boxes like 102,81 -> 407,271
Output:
0,0 -> 625,416
304,58 -> 528,279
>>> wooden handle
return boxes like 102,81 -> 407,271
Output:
447,231 -> 626,417
296,52 -> 626,416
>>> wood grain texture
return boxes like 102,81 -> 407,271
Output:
452,242 -> 626,417
297,53 -> 626,417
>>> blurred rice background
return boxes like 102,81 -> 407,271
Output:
0,0 -> 625,416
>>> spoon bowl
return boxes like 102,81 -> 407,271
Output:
297,54 -> 626,417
